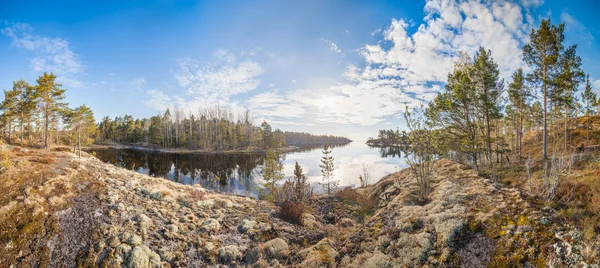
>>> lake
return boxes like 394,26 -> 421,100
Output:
88,142 -> 408,197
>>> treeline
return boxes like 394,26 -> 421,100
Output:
366,128 -> 408,146
407,18 -> 598,171
97,107 -> 352,151
97,107 -> 286,150
283,131 -> 351,145
0,73 -> 96,155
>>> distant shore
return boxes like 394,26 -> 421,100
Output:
84,143 -> 303,154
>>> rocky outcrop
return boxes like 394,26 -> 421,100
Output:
338,159 -> 593,267
0,147 -> 595,267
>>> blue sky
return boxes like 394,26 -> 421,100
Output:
1,0 -> 600,140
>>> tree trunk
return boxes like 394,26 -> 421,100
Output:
543,69 -> 548,160
78,125 -> 81,158
44,111 -> 49,150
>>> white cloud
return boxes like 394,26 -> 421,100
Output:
593,80 -> 600,91
130,77 -> 147,88
521,0 -> 544,7
249,0 -> 536,127
247,91 -> 306,119
320,38 -> 343,54
1,22 -> 84,88
144,89 -> 172,111
173,50 -> 263,101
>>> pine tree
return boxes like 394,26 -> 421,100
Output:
64,105 -> 97,158
472,47 -> 503,167
426,53 -> 481,169
522,18 -> 565,159
581,75 -> 597,140
554,45 -> 585,151
319,144 -> 337,195
9,80 -> 37,145
36,72 -> 68,150
293,161 -> 311,202
261,149 -> 284,201
0,89 -> 19,143
507,68 -> 528,160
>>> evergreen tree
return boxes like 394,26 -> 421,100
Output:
426,53 -> 481,168
507,68 -> 528,160
293,161 -> 311,202
522,18 -> 565,159
554,45 -> 585,150
261,149 -> 284,201
64,105 -> 97,158
319,144 -> 337,194
472,47 -> 503,167
36,72 -> 68,150
0,89 -> 19,143
581,75 -> 597,140
260,121 -> 273,149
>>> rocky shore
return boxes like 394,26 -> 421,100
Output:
0,146 -> 594,267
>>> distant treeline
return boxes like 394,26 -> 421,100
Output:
283,131 -> 351,145
96,106 -> 350,151
366,129 -> 408,146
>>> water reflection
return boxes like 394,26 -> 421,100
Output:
367,145 -> 404,158
89,142 -> 406,197
92,149 -> 264,197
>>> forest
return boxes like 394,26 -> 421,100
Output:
96,110 -> 351,150
0,77 -> 351,153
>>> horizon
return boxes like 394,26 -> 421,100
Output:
1,0 -> 600,140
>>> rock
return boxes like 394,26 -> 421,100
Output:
302,214 -> 321,230
243,248 -> 260,264
199,242 -> 216,255
238,219 -> 257,234
201,218 -> 220,233
337,217 -> 356,228
127,246 -> 149,268
196,199 -> 215,209
298,238 -> 338,266
166,224 -> 179,234
325,212 -> 336,224
128,234 -> 143,246
361,251 -> 394,268
137,214 -> 153,229
262,238 -> 289,259
219,199 -> 233,208
218,245 -> 243,263
115,244 -> 131,260
108,235 -> 121,247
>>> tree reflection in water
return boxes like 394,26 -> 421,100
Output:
91,149 -> 264,197
366,145 -> 404,158
89,143 -> 354,197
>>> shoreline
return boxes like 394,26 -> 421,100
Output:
84,144 -> 301,154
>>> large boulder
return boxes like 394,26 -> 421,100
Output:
262,238 -> 289,259
238,219 -> 257,234
201,218 -> 220,232
127,245 -> 161,268
218,245 -> 243,263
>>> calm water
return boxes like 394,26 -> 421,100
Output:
89,142 -> 407,197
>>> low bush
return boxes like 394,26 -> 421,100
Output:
278,201 -> 305,225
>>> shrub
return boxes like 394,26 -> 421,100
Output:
335,187 -> 376,223
278,201 -> 305,225
336,186 -> 360,203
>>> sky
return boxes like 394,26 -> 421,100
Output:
1,0 -> 600,140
